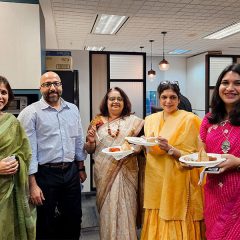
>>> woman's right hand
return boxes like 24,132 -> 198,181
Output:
0,157 -> 19,175
86,126 -> 97,143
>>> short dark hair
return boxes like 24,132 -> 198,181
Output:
99,87 -> 132,117
208,63 -> 240,125
157,81 -> 180,98
0,75 -> 14,111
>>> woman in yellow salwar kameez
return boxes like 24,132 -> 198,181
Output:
141,81 -> 205,240
0,76 -> 36,240
85,87 -> 144,240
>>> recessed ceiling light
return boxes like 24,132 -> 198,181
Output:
169,49 -> 191,54
91,14 -> 128,35
204,22 -> 240,39
84,46 -> 105,51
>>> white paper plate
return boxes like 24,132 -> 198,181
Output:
125,137 -> 158,146
179,153 -> 225,167
102,146 -> 134,160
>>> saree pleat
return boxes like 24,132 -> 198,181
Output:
141,209 -> 205,240
0,113 -> 36,240
92,115 -> 144,240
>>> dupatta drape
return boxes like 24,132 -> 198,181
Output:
0,113 -> 36,240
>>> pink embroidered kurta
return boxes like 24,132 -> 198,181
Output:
200,115 -> 240,240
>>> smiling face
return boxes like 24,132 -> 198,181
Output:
0,83 -> 9,112
40,72 -> 62,106
107,90 -> 124,117
159,89 -> 180,114
219,71 -> 240,112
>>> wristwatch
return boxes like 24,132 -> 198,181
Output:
78,166 -> 86,172
167,146 -> 174,155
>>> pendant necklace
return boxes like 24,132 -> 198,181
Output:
107,117 -> 120,138
220,120 -> 233,153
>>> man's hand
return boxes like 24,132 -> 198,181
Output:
79,171 -> 87,183
77,161 -> 87,183
29,175 -> 45,205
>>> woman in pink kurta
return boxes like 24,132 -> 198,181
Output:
199,63 -> 240,240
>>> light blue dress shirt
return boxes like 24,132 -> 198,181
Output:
18,97 -> 87,175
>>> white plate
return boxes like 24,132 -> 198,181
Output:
179,153 -> 226,167
102,146 -> 134,160
125,137 -> 158,146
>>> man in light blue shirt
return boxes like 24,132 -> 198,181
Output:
18,71 -> 87,240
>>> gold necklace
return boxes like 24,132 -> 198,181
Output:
107,117 -> 120,138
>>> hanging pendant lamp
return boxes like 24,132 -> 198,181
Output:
148,40 -> 156,78
159,31 -> 170,71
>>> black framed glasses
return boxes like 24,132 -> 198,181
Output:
41,81 -> 62,88
160,81 -> 179,86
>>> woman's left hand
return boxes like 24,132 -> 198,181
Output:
217,154 -> 240,173
0,157 -> 19,175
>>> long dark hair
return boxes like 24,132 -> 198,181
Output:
208,63 -> 240,125
99,87 -> 132,117
0,75 -> 14,111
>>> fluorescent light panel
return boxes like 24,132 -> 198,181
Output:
169,49 -> 191,54
85,46 -> 105,51
92,14 -> 128,35
204,22 -> 240,39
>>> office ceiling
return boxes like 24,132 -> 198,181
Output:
40,0 -> 240,56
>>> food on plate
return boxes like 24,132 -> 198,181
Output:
121,141 -> 132,151
197,148 -> 217,162
109,147 -> 121,152
208,156 -> 217,161
197,147 -> 209,162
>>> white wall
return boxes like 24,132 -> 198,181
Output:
71,50 -> 91,192
186,53 -> 206,118
146,56 -> 187,106
0,2 -> 41,89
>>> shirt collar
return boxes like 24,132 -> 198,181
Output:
40,97 -> 70,110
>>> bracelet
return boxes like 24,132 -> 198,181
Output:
78,166 -> 86,172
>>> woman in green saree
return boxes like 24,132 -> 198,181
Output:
0,76 -> 36,240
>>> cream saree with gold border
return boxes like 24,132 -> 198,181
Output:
93,115 -> 144,240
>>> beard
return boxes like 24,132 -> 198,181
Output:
43,90 -> 61,104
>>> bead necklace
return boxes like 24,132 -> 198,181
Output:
107,117 -> 120,138
220,120 -> 233,153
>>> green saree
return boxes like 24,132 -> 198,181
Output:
0,113 -> 36,240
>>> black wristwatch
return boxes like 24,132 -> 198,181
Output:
78,166 -> 86,172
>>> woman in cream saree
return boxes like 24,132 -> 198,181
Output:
85,87 -> 144,240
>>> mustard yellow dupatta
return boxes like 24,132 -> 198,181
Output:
0,113 -> 36,240
144,110 -> 203,219
141,110 -> 205,240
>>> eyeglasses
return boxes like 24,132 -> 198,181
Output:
108,96 -> 123,102
160,81 -> 179,86
41,81 -> 62,88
